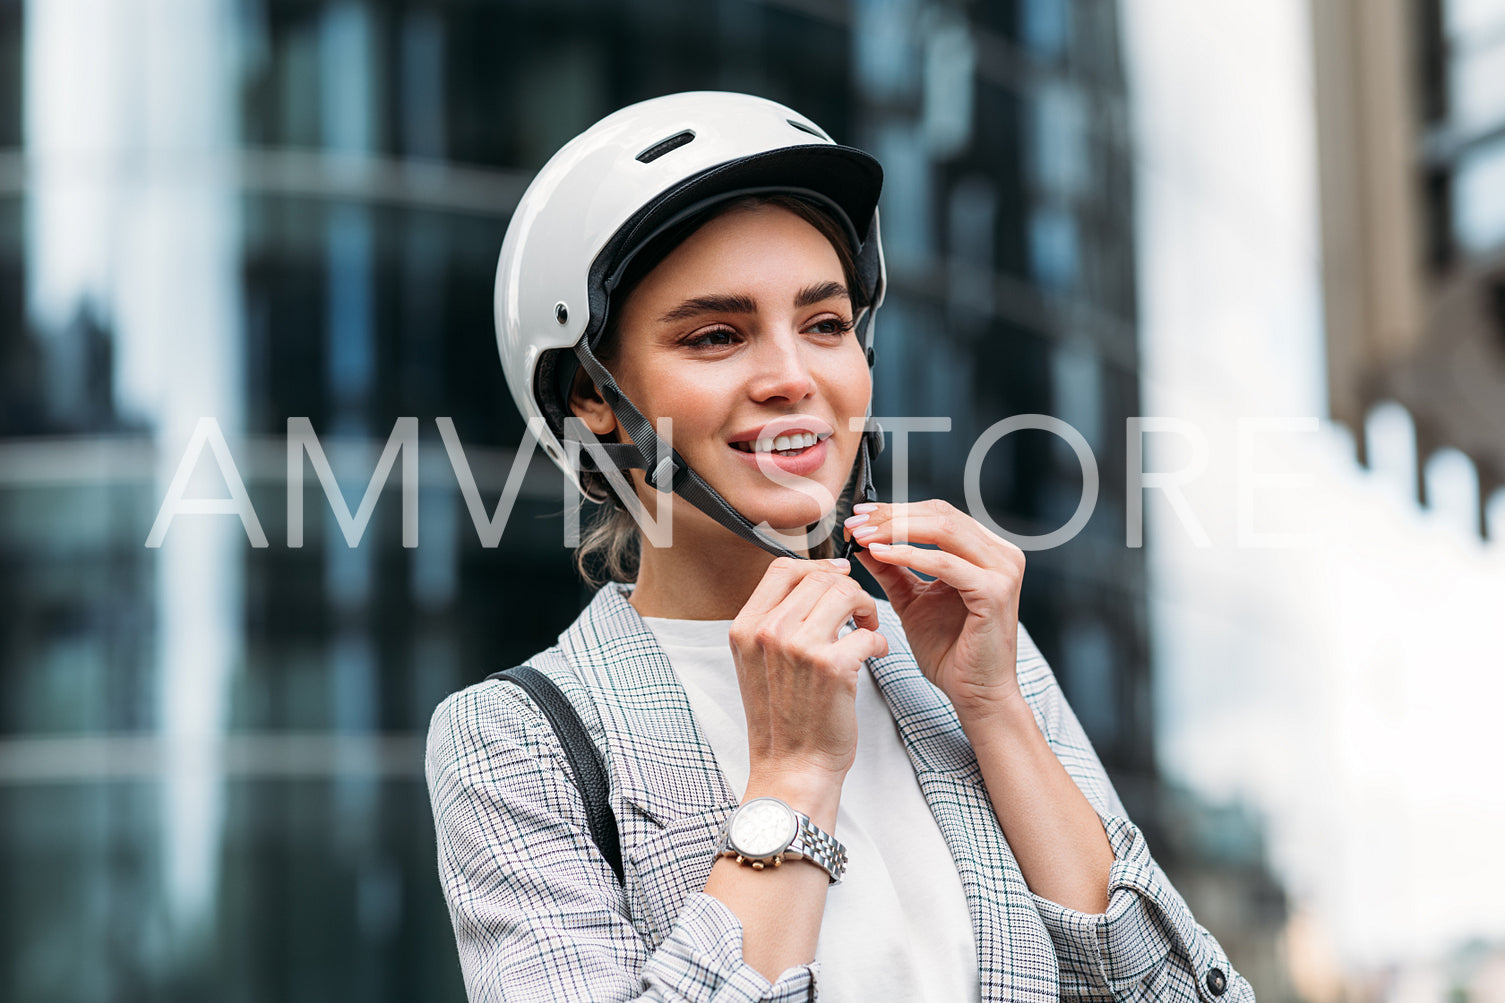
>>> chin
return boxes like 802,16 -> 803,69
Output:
738,492 -> 835,529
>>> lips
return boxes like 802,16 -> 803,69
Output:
731,430 -> 826,455
724,416 -> 840,481
727,416 -> 835,456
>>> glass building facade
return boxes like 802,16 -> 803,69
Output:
1423,0 -> 1505,260
1,1 -> 1163,998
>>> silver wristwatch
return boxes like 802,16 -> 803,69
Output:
714,796 -> 847,885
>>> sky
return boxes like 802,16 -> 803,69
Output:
1123,0 -> 1505,971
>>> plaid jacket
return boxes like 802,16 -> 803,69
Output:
426,584 -> 1254,1002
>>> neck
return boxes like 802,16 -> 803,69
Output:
628,529 -> 792,620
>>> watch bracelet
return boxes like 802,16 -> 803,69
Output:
794,812 -> 848,885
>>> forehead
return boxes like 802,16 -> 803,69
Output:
628,204 -> 847,303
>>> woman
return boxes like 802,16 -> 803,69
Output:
426,92 -> 1252,1003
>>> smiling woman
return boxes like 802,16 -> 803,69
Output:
424,92 -> 1254,1003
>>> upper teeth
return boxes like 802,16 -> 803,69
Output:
735,431 -> 821,453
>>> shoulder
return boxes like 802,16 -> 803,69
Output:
423,654 -> 611,868
426,586 -> 622,763
425,676 -> 547,784
425,645 -> 588,792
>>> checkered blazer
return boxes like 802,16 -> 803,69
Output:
426,584 -> 1254,1002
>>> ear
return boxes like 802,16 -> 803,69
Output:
567,365 -> 619,437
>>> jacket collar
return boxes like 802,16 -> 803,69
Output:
557,584 -> 737,827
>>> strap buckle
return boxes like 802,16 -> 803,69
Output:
645,453 -> 681,493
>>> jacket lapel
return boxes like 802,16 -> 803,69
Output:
555,585 -> 738,945
866,603 -> 1061,1003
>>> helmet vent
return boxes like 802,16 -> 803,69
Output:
636,130 -> 696,164
787,118 -> 829,140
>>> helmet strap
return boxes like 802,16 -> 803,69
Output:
841,420 -> 883,561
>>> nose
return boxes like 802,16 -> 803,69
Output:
747,329 -> 816,403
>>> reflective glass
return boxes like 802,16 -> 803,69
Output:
1448,37 -> 1505,135
1454,134 -> 1505,252
1444,0 -> 1505,38
1021,0 -> 1072,58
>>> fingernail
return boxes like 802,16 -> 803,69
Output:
853,503 -> 877,514
852,525 -> 877,540
867,541 -> 891,552
843,513 -> 869,529
828,557 -> 850,570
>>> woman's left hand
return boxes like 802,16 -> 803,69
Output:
845,499 -> 1027,726
848,501 -> 1116,917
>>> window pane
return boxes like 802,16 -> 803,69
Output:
1444,0 -> 1505,39
1449,39 -> 1505,135
1454,134 -> 1505,252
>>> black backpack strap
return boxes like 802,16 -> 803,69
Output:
486,665 -> 624,885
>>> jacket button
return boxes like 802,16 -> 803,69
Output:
1206,968 -> 1228,996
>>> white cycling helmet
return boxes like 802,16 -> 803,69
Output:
494,91 -> 886,558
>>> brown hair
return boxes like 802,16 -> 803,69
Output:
573,193 -> 869,586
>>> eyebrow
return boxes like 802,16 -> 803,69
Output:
656,281 -> 850,323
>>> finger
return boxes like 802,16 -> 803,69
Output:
849,503 -> 995,561
831,626 -> 889,665
848,500 -> 1022,571
863,541 -> 1002,600
770,569 -> 852,628
801,574 -> 878,635
854,548 -> 922,607
740,556 -> 850,619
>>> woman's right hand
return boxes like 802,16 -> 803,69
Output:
708,558 -> 887,979
728,557 -> 889,793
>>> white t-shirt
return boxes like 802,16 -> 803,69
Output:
641,616 -> 981,1003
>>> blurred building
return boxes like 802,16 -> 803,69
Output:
1153,787 -> 1301,1002
1347,939 -> 1505,1003
0,0 -> 1283,998
1311,0 -> 1505,538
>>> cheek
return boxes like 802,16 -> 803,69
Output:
836,352 -> 873,412
658,380 -> 720,419
625,376 -> 725,445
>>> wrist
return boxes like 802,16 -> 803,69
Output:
743,768 -> 844,832
956,692 -> 1041,752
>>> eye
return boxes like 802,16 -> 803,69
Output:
805,315 -> 855,337
680,325 -> 739,348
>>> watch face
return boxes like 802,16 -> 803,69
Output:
729,798 -> 798,858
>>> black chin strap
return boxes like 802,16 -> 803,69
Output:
841,422 -> 882,560
567,337 -> 882,560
